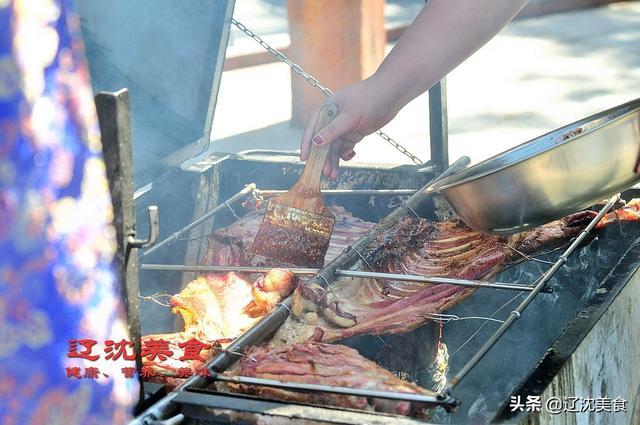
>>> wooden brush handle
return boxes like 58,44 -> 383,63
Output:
296,103 -> 340,193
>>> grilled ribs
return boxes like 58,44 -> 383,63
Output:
231,341 -> 437,416
272,200 -> 640,345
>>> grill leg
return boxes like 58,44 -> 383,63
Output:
95,88 -> 145,408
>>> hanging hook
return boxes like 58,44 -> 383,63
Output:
128,206 -> 159,249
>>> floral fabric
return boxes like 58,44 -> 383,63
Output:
0,0 -> 138,423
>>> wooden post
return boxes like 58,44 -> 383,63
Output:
287,0 -> 386,127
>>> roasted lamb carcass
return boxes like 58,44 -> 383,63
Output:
229,341 -> 437,416
273,200 -> 640,345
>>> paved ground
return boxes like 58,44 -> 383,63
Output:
210,1 -> 640,168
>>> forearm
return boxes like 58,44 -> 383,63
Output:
370,0 -> 528,111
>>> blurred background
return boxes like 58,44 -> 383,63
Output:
211,0 -> 640,167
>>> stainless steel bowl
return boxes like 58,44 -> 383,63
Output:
435,98 -> 640,234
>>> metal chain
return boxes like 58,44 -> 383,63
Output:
230,18 -> 424,165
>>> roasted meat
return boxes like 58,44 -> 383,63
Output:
273,200 -> 640,345
171,272 -> 260,341
142,269 -> 297,386
231,341 -> 437,416
243,269 -> 298,317
201,205 -> 374,267
596,198 -> 640,229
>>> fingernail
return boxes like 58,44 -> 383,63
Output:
312,135 -> 325,146
347,151 -> 356,159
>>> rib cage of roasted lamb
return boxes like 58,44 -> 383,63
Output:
273,200 -> 640,345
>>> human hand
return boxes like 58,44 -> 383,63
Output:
299,76 -> 401,180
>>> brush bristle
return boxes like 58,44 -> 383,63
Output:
251,201 -> 335,267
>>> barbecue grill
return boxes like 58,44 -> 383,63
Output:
78,2 -> 640,424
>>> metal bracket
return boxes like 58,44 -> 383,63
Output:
128,206 -> 159,249
429,79 -> 449,170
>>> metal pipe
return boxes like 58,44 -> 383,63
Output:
255,188 -> 417,197
140,184 -> 256,258
429,79 -> 449,169
444,194 -> 620,391
139,263 -> 539,293
139,264 -> 319,274
335,270 -> 548,293
211,373 -> 455,408
154,413 -> 185,425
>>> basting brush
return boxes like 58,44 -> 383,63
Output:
251,103 -> 339,267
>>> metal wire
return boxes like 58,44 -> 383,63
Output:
223,348 -> 257,363
403,203 -> 421,218
500,243 -> 555,265
425,313 -> 506,325
278,302 -> 292,315
230,18 -> 424,166
138,292 -> 172,307
317,274 -> 341,301
224,201 -> 239,220
449,291 -> 525,359
347,245 -> 375,271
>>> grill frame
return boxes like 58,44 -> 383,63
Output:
130,142 -> 640,424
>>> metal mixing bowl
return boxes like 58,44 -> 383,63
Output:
435,98 -> 640,234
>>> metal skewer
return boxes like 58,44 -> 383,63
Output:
138,264 -> 545,292
255,188 -> 417,197
444,194 -> 620,392
139,264 -> 319,274
140,184 -> 256,258
335,270 -> 548,293
139,188 -> 414,259
210,373 -> 458,410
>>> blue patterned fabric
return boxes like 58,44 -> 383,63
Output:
0,0 -> 138,423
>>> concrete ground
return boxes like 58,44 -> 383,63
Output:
210,1 -> 640,168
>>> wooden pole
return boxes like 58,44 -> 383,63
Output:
287,0 -> 386,127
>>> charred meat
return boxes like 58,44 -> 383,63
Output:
231,341 -> 437,416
